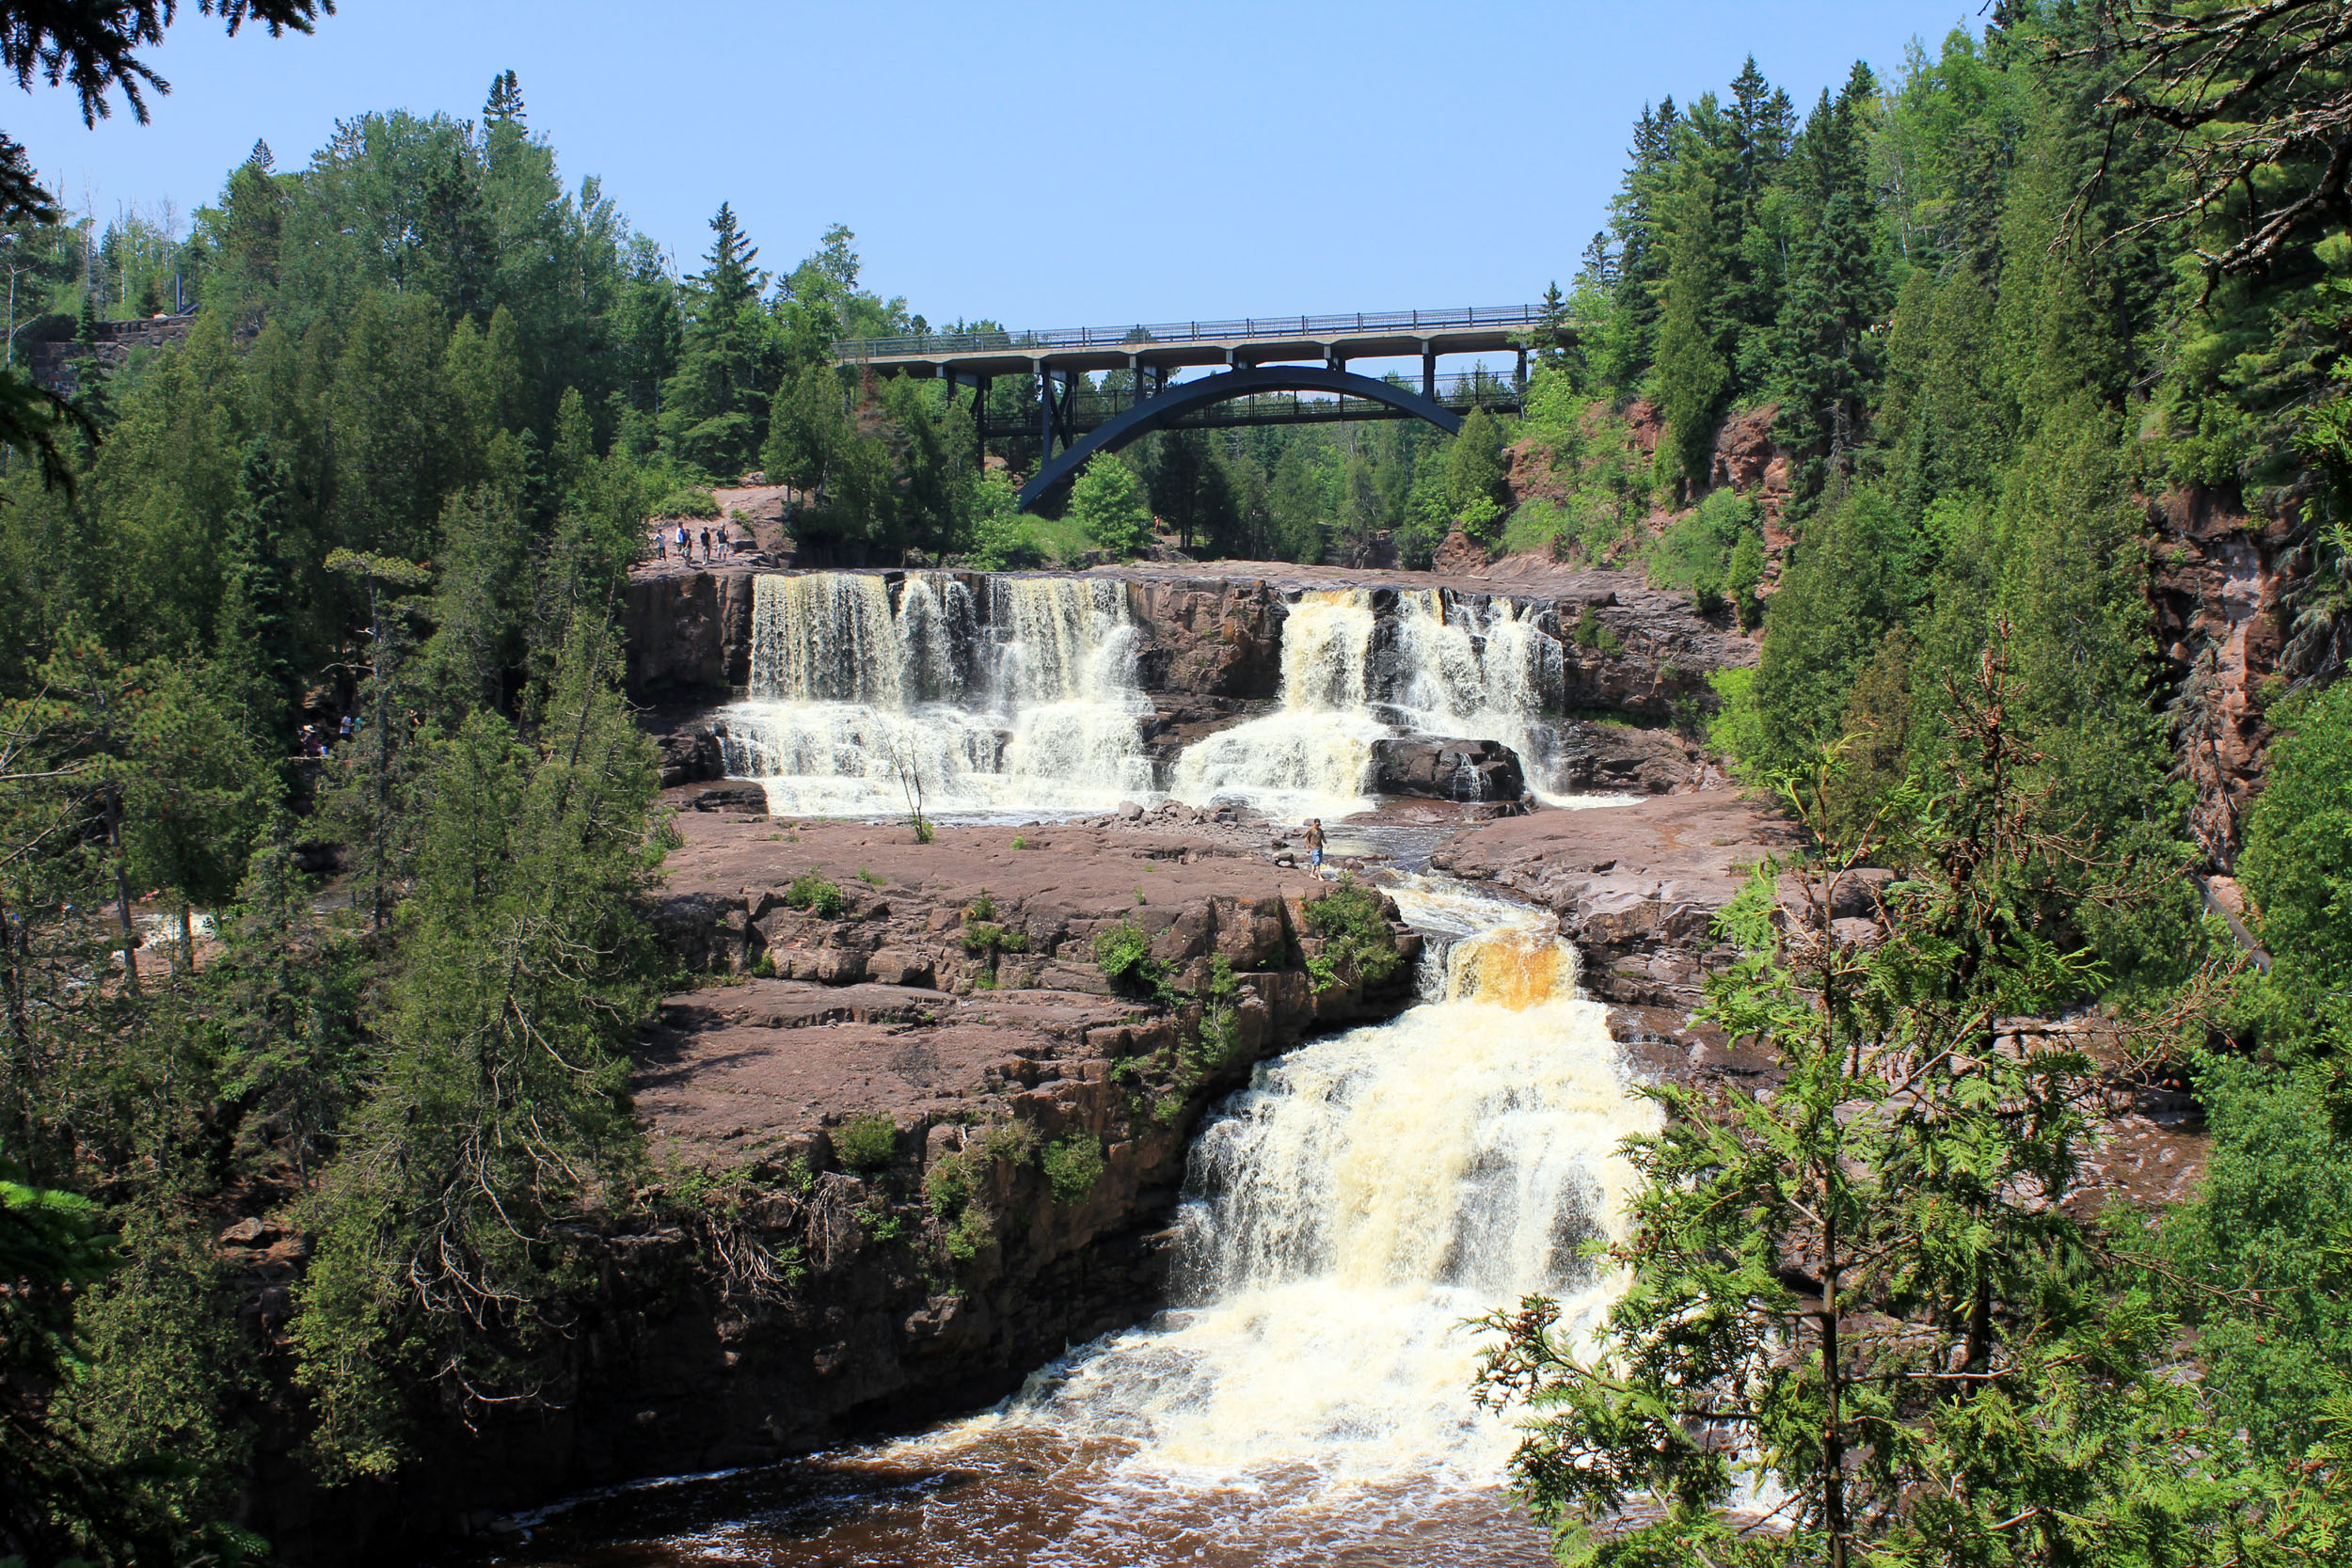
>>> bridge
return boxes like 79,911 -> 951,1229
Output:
834,305 -> 1557,510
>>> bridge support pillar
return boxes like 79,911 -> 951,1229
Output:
1422,347 -> 1437,399
1516,347 -> 1527,389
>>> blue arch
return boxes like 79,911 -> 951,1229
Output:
1016,365 -> 1468,512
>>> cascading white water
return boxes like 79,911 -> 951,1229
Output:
1387,589 -> 1586,804
897,885 -> 1657,1560
722,572 -> 1153,816
1168,589 -> 1391,820
1168,583 -> 1601,819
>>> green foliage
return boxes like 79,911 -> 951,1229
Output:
1041,1136 -> 1104,1205
1090,919 -> 1164,997
1065,452 -> 1152,559
1475,671 -> 2236,1565
980,1121 -> 1038,1166
1645,488 -> 1760,618
2237,680 -> 2352,1022
833,1114 -> 899,1176
1301,878 -> 1403,989
1444,407 -> 1510,536
785,869 -> 846,917
650,484 -> 719,519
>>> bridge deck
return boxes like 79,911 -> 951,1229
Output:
837,305 -> 1549,377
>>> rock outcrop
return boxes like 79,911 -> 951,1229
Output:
1368,736 -> 1526,802
2147,483 -> 2301,866
257,809 -> 1419,1560
1432,790 -> 1800,1024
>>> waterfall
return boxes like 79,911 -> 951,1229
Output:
1168,584 -> 1591,819
1168,589 -> 1391,819
723,572 -> 1152,816
903,883 -> 1654,1554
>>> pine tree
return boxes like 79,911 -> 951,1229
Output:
1773,65 -> 1888,515
1608,98 -> 1680,383
661,201 -> 769,477
1534,279 -> 1569,370
482,69 -> 524,127
1653,161 -> 1731,493
294,612 -> 670,1477
1476,652 -> 2238,1566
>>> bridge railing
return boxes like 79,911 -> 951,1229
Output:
837,305 -> 1548,361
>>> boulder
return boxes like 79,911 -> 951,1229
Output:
1369,736 -> 1527,803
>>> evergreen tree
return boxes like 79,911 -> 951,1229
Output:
1772,66 -> 1888,515
1652,160 -> 1731,492
1606,97 -> 1680,384
661,201 -> 768,476
482,69 -> 524,127
294,615 -> 670,1476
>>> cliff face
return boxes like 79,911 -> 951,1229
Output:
257,812 -> 1419,1561
622,567 -> 755,693
2148,483 -> 2301,866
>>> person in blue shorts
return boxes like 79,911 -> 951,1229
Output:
1305,818 -> 1327,879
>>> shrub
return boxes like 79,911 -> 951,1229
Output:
833,1114 -> 898,1174
1646,489 -> 1761,616
924,1148 -> 983,1217
981,1121 -> 1038,1165
785,870 -> 845,917
1042,1136 -> 1104,1204
945,1203 -> 994,1260
1303,879 -> 1404,988
857,865 -> 882,886
651,484 -> 720,519
1091,920 -> 1164,996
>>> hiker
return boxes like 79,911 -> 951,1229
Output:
699,526 -> 713,564
1304,817 -> 1327,879
674,521 -> 690,562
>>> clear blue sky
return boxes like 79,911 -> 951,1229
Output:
8,1 -> 1977,329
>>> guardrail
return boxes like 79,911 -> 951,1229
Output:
838,305 -> 1548,361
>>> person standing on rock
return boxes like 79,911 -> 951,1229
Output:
1305,818 -> 1327,879
674,520 -> 690,563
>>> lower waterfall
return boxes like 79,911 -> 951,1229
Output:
943,888 -> 1646,1487
492,881 -> 1656,1565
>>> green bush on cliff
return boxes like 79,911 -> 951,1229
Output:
1091,919 -> 1165,997
785,870 -> 846,917
1303,879 -> 1403,989
833,1114 -> 899,1174
1042,1136 -> 1104,1205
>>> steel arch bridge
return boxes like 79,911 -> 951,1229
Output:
833,303 -> 1558,513
1013,365 -> 1467,511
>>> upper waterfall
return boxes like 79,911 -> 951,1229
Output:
1170,582 -> 1585,819
723,571 -> 1152,816
1169,589 -> 1391,821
